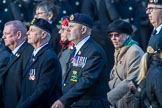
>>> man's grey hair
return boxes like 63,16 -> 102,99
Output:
5,20 -> 27,36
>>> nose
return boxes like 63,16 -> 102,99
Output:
2,34 -> 5,39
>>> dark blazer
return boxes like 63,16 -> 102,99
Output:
1,41 -> 33,108
17,44 -> 62,108
60,38 -> 109,108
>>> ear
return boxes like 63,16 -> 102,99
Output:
41,31 -> 47,39
48,12 -> 53,21
16,31 -> 22,39
81,26 -> 87,34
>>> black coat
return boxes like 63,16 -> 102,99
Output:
17,44 -> 62,108
144,58 -> 162,108
2,41 -> 33,108
60,38 -> 109,108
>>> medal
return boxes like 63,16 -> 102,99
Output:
29,69 -> 36,80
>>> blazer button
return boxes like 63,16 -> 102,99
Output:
63,83 -> 66,86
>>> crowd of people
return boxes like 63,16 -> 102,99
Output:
0,0 -> 162,108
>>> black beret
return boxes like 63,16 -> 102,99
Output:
148,0 -> 162,5
30,18 -> 52,34
107,20 -> 133,35
147,34 -> 162,53
69,13 -> 93,28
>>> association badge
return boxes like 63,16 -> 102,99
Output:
70,71 -> 78,83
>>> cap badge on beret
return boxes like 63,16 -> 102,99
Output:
147,46 -> 155,53
30,18 -> 36,25
70,14 -> 75,21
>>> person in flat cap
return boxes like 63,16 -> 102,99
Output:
107,20 -> 144,108
51,13 -> 109,108
133,33 -> 162,108
16,18 -> 62,108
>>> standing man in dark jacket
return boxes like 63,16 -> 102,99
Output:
1,20 -> 33,108
51,13 -> 109,108
17,18 -> 62,108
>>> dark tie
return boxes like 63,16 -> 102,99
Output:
151,29 -> 157,35
9,53 -> 14,61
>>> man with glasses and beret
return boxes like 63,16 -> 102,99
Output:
146,0 -> 162,36
16,18 -> 62,108
51,13 -> 109,108
107,20 -> 144,108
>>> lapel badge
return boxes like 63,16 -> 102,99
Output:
70,14 -> 74,21
70,71 -> 78,83
29,69 -> 36,80
15,53 -> 20,57
78,51 -> 81,55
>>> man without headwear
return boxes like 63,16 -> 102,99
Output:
1,20 -> 33,108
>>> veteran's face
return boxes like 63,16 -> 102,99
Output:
27,25 -> 43,48
146,4 -> 162,28
59,25 -> 69,42
2,25 -> 18,50
109,32 -> 128,49
67,22 -> 82,44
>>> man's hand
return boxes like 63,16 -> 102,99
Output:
51,100 -> 65,108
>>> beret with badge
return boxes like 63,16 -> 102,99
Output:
69,13 -> 93,28
148,0 -> 162,5
107,19 -> 133,35
60,16 -> 70,27
30,18 -> 52,34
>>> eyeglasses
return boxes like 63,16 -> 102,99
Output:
146,7 -> 162,12
35,12 -> 47,16
109,33 -> 121,38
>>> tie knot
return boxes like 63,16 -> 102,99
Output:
152,29 -> 157,35
72,47 -> 76,56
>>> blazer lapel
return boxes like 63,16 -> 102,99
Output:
23,44 -> 50,77
5,42 -> 28,72
63,38 -> 90,82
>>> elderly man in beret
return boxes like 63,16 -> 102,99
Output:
51,13 -> 109,108
16,18 -> 62,108
146,0 -> 162,37
107,20 -> 144,108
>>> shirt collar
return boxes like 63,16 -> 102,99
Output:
12,41 -> 25,55
155,23 -> 162,34
33,42 -> 48,56
74,36 -> 90,56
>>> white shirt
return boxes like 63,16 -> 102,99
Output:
154,23 -> 162,34
33,43 -> 48,56
12,41 -> 25,55
74,36 -> 90,56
